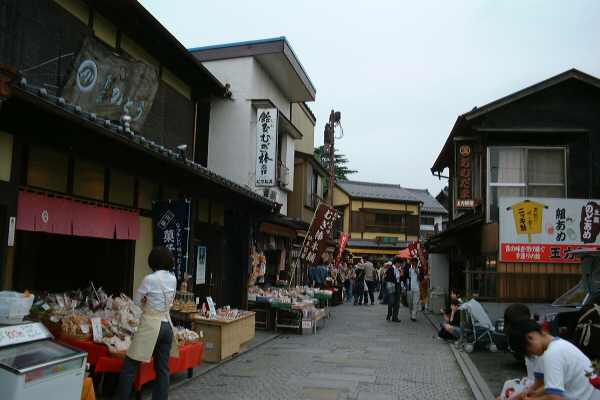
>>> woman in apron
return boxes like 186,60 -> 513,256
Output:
117,247 -> 179,400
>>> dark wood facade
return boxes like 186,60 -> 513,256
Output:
429,70 -> 600,302
0,0 -> 273,309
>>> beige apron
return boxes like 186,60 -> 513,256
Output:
127,281 -> 180,363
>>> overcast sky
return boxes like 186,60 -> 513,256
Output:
140,0 -> 600,195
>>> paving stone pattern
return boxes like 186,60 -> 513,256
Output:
170,304 -> 474,400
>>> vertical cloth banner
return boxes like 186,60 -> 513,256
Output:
153,200 -> 191,280
255,108 -> 278,187
62,36 -> 159,131
335,233 -> 349,267
300,203 -> 340,265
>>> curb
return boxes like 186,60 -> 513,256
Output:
423,312 -> 494,400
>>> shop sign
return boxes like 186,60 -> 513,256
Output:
62,37 -> 159,131
335,232 -> 349,267
300,203 -> 340,265
195,245 -> 207,285
455,143 -> 475,209
153,200 -> 191,279
255,108 -> 278,187
499,197 -> 600,263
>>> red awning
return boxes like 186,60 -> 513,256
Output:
397,248 -> 411,259
16,191 -> 139,240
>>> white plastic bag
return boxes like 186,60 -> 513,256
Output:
500,378 -> 527,400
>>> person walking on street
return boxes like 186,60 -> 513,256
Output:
354,261 -> 366,305
346,261 -> 355,304
363,260 -> 376,305
406,257 -> 421,321
385,259 -> 402,322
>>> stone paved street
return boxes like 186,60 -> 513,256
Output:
170,303 -> 474,400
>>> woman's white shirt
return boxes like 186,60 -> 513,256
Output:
134,270 -> 177,321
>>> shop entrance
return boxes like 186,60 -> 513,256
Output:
13,231 -> 134,294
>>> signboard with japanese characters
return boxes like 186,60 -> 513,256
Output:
300,203 -> 340,265
499,197 -> 600,263
255,108 -> 278,187
455,142 -> 476,209
153,199 -> 191,279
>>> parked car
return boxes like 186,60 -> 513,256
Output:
545,249 -> 600,360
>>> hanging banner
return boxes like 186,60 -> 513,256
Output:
455,142 -> 475,209
153,200 -> 191,279
255,108 -> 278,187
300,203 -> 340,265
335,232 -> 349,267
499,197 -> 600,263
62,36 -> 159,131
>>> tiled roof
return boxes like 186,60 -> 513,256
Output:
404,188 -> 448,214
13,78 -> 277,209
337,181 -> 421,203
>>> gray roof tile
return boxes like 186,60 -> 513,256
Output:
337,181 -> 421,203
404,188 -> 448,214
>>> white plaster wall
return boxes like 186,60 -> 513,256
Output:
204,58 -> 255,187
203,57 -> 296,215
250,59 -> 290,119
429,253 -> 449,292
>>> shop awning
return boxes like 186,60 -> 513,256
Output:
346,248 -> 400,255
16,191 -> 139,240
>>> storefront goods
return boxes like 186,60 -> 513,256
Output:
172,291 -> 197,313
0,291 -> 34,324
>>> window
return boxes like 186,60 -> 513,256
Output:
488,147 -> 566,221
374,213 -> 405,226
73,158 -> 105,201
27,146 -> 68,192
420,216 -> 435,226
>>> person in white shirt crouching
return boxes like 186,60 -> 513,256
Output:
508,319 -> 600,400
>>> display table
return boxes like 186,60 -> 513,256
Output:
192,312 -> 255,363
94,342 -> 204,396
57,337 -> 109,366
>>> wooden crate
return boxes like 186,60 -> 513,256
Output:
192,312 -> 255,363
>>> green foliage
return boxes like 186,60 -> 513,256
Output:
314,145 -> 357,181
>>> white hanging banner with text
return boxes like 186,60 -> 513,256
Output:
255,108 -> 278,187
499,197 -> 600,263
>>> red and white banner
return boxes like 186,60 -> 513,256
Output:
501,243 -> 597,263
335,233 -> 349,267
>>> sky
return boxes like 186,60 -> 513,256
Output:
140,0 -> 600,196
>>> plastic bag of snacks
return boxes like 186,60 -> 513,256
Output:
499,378 -> 527,400
61,314 -> 92,341
0,291 -> 35,324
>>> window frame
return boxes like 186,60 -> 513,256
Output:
486,146 -> 568,222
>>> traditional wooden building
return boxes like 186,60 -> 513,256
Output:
333,181 -> 422,259
0,0 -> 277,309
429,69 -> 600,302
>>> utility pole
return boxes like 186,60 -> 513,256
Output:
325,110 -> 341,205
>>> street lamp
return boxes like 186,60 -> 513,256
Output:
324,110 -> 342,205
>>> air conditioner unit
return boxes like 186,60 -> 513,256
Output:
269,190 -> 277,201
279,164 -> 290,188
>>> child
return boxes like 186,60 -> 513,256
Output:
497,304 -> 544,400
508,319 -> 599,400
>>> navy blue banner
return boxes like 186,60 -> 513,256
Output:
153,199 -> 191,280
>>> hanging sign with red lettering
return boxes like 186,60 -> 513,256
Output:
455,143 -> 476,209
